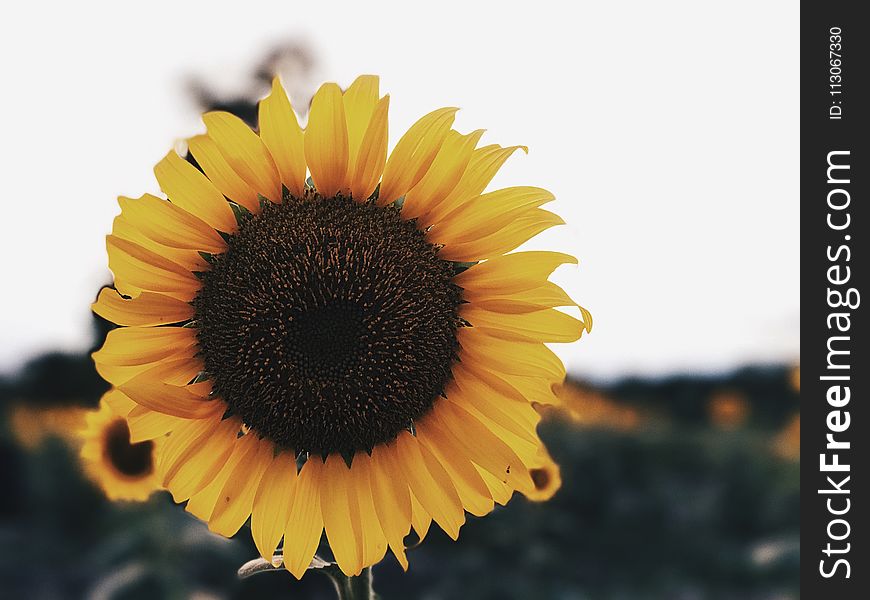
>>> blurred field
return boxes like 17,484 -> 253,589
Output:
0,318 -> 799,599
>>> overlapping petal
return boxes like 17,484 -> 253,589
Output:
378,107 -> 458,204
188,134 -> 261,213
305,83 -> 349,198
202,111 -> 282,203
259,78 -> 307,198
401,129 -> 485,221
93,288 -> 193,327
153,150 -> 238,233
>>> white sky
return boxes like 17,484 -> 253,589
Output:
0,1 -> 799,381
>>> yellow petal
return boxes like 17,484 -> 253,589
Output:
471,411 -> 541,469
106,235 -> 201,301
461,305 -> 585,343
409,492 -> 431,542
402,129 -> 485,221
112,214 -> 209,274
186,434 -> 249,521
457,327 -> 566,382
422,144 -> 526,227
162,415 -> 240,502
456,359 -> 525,400
438,209 -> 565,262
102,388 -> 137,416
117,194 -> 226,253
343,75 -> 380,182
448,377 -> 539,444
209,434 -> 273,537
428,400 -> 532,493
259,78 -> 307,198
395,431 -> 464,540
157,415 -> 219,486
93,288 -> 194,327
499,373 -> 562,406
284,458 -> 324,579
128,356 -> 203,385
349,454 -> 388,570
453,363 -> 540,428
369,442 -> 411,570
93,326 -> 197,367
127,405 -> 184,443
153,150 -> 238,233
378,107 -> 458,205
454,251 -> 577,295
416,420 -> 494,518
188,134 -> 260,213
202,111 -> 281,202
429,186 -> 554,245
477,466 -> 513,506
94,354 -> 199,390
455,392 -> 542,467
350,95 -> 389,201
305,83 -> 348,198
468,282 -> 576,313
321,454 -> 362,577
119,378 -> 219,420
251,451 -> 297,561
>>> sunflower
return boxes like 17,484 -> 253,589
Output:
92,75 -> 592,578
523,450 -> 562,502
79,391 -> 162,501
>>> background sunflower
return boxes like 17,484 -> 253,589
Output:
79,393 -> 162,502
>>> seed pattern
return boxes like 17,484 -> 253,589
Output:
194,192 -> 463,456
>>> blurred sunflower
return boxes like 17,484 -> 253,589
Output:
524,450 -> 562,502
92,75 -> 591,578
79,392 -> 162,501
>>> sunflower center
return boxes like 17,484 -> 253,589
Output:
530,467 -> 551,490
195,192 -> 462,456
103,419 -> 154,477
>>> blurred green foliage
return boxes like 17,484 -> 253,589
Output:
1,329 -> 798,598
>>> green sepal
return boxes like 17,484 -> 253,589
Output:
230,201 -> 252,226
368,182 -> 381,203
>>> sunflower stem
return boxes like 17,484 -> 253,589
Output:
237,554 -> 376,599
324,566 -> 375,600
237,557 -> 282,578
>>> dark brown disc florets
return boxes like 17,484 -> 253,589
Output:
530,467 -> 551,490
194,192 -> 463,456
104,419 -> 154,477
